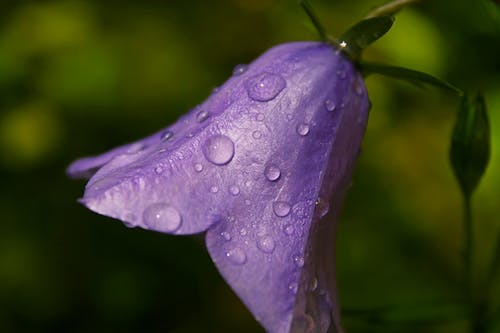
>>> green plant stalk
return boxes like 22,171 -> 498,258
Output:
463,194 -> 473,301
365,0 -> 425,18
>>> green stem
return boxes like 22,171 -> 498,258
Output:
365,0 -> 425,18
299,0 -> 330,42
463,195 -> 487,333
463,194 -> 472,302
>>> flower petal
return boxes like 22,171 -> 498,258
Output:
70,41 -> 370,332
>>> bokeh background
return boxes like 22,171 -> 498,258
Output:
0,0 -> 498,332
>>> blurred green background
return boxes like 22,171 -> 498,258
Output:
0,0 -> 498,332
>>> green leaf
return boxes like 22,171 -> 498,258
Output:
359,62 -> 463,96
339,15 -> 395,59
450,93 -> 491,197
299,0 -> 329,42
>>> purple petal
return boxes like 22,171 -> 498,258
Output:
69,41 -> 369,333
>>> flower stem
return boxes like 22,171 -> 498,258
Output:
365,0 -> 425,18
463,194 -> 473,301
299,0 -> 330,42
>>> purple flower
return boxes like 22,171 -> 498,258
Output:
68,41 -> 369,333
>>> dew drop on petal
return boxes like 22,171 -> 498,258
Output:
196,109 -> 210,122
143,203 -> 182,232
296,123 -> 310,136
324,99 -> 336,112
336,66 -> 347,79
202,135 -> 235,165
221,231 -> 232,241
354,79 -> 364,96
154,166 -> 163,174
160,130 -> 174,141
315,197 -> 330,218
257,236 -> 275,253
247,73 -> 286,102
194,163 -> 203,172
310,278 -> 318,291
293,255 -> 305,268
226,248 -> 247,265
264,165 -> 281,182
127,143 -> 144,154
233,64 -> 247,76
124,213 -> 137,224
273,201 -> 291,217
288,282 -> 298,294
291,313 -> 315,333
252,130 -> 262,139
229,185 -> 240,196
283,224 -> 294,235
210,185 -> 219,193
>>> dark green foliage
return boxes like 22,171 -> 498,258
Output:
450,93 -> 490,197
359,62 -> 463,95
339,16 -> 395,59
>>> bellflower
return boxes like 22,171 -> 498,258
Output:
68,41 -> 369,333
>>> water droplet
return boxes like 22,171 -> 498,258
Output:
194,163 -> 203,172
143,203 -> 182,233
154,166 -> 163,174
336,64 -> 347,79
127,143 -> 144,154
310,278 -> 318,291
296,123 -> 310,136
210,185 -> 219,193
255,113 -> 265,122
264,165 -> 281,182
324,99 -> 336,112
229,185 -> 240,196
252,130 -> 262,139
240,228 -> 247,236
233,64 -> 247,76
293,255 -> 305,268
283,224 -> 294,235
196,109 -> 210,122
247,73 -> 286,102
160,130 -> 174,141
288,282 -> 298,294
291,313 -> 315,333
315,197 -> 330,218
354,79 -> 364,96
226,248 -> 247,265
124,213 -> 137,223
273,201 -> 291,217
221,231 -> 232,241
257,236 -> 275,253
202,135 -> 235,165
